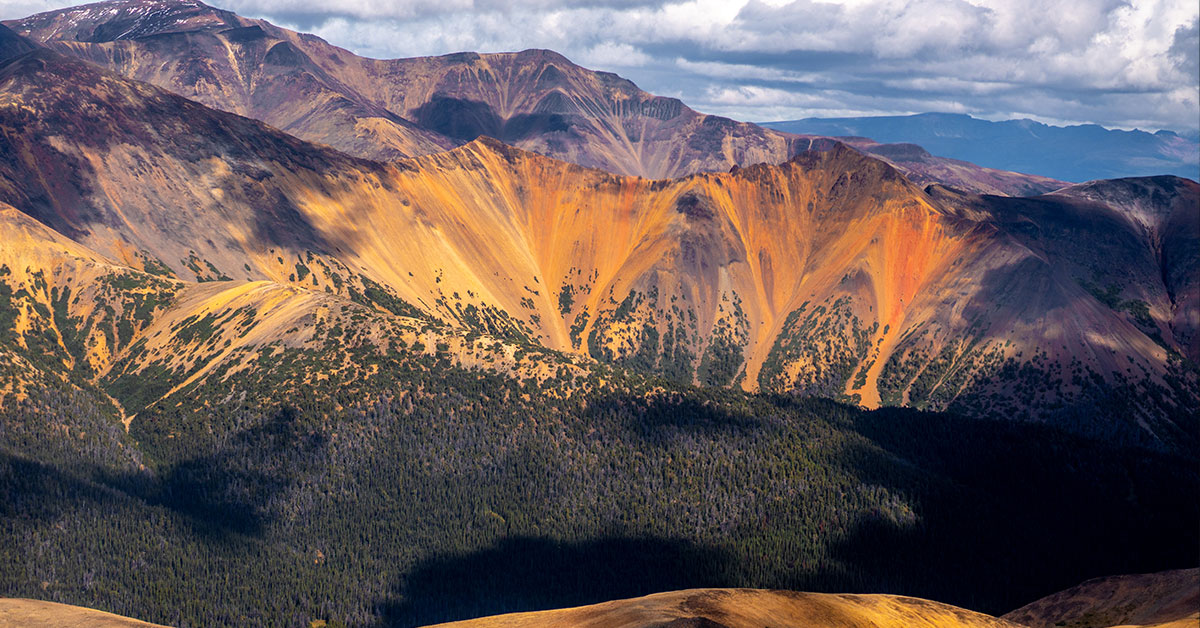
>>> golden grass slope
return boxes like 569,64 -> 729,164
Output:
428,588 -> 1023,628
1002,569 -> 1199,628
0,598 -> 167,627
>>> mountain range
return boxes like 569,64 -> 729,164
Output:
764,112 -> 1200,183
2,0 -> 1067,196
0,17 -> 1194,443
0,1 -> 1196,626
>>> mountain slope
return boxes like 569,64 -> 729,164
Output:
0,598 -> 168,627
3,0 -> 796,176
0,200 -> 180,421
7,0 -> 1063,195
838,137 -> 1067,196
764,113 -> 1200,183
926,176 -> 1200,367
1002,568 -> 1199,628
0,42 -> 1193,445
0,196 -> 565,428
0,23 -> 35,61
4,0 -> 454,160
430,588 -> 1022,628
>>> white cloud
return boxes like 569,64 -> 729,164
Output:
674,58 -> 825,83
579,41 -> 652,67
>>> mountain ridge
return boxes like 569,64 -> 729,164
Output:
763,112 -> 1200,183
1002,568 -> 1199,628
5,0 -> 1066,195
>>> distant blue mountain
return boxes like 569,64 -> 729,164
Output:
762,113 -> 1199,183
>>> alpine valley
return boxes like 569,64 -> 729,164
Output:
0,1 -> 1196,627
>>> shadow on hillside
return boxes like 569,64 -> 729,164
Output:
366,401 -> 1200,626
1,405 -> 326,540
373,535 -> 734,627
154,406 -> 327,537
584,390 -> 767,443
813,407 -> 1200,615
4,387 -> 1196,624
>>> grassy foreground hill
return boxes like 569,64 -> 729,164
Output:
0,598 -> 169,627
428,589 -> 1024,628
5,569 -> 1194,627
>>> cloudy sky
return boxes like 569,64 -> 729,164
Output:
4,0 -> 1199,132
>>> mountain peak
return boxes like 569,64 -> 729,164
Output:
786,141 -> 907,183
8,0 -> 238,43
1050,175 -> 1200,230
914,112 -> 974,121
459,134 -> 523,158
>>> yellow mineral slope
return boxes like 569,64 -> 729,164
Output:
428,588 -> 1022,628
0,202 -> 183,379
0,202 -> 111,272
1002,569 -> 1199,628
0,178 -> 580,416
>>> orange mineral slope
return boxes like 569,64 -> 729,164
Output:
288,137 -> 994,402
299,138 -> 1185,423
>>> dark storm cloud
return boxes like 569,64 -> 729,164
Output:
1170,18 -> 1199,80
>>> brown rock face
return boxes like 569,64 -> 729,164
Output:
5,0 -> 454,161
842,137 -> 1068,196
7,0 -> 1064,194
